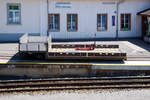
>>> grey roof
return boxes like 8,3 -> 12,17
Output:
137,8 -> 150,16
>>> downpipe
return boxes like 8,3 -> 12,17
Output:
116,0 -> 125,39
47,0 -> 49,36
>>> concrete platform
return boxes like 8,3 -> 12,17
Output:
0,60 -> 150,78
0,38 -> 150,61
0,39 -> 150,78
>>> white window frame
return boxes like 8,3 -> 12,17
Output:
97,14 -> 107,31
67,14 -> 78,31
121,14 -> 131,31
7,3 -> 21,25
49,14 -> 60,31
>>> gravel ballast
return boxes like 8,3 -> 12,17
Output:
0,89 -> 150,100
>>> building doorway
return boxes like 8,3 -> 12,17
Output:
137,8 -> 150,43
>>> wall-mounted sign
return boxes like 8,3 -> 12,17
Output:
55,2 -> 72,8
102,2 -> 116,5
112,16 -> 115,26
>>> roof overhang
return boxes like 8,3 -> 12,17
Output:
137,8 -> 150,17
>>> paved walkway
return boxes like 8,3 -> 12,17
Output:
0,39 -> 150,61
96,39 -> 150,60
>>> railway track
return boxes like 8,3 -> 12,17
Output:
0,77 -> 150,93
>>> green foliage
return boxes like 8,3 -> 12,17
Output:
9,6 -> 19,10
122,27 -> 129,31
139,73 -> 145,76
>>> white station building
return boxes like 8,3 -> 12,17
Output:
0,0 -> 150,42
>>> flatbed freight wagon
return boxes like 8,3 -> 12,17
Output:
19,34 -> 126,61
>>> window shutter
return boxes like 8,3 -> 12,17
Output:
105,14 -> 108,30
129,14 -> 131,30
48,14 -> 51,30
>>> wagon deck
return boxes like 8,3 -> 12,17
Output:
47,44 -> 126,60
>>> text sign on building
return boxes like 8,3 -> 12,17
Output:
112,16 -> 115,26
55,2 -> 72,8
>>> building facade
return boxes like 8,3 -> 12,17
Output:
0,0 -> 150,42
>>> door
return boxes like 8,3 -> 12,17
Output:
142,16 -> 148,38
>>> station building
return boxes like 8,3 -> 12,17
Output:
0,0 -> 150,42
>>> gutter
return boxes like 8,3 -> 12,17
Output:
47,0 -> 49,36
116,0 -> 125,39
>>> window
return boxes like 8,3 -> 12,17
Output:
48,14 -> 60,31
7,3 -> 21,24
121,14 -> 131,31
67,14 -> 78,31
97,14 -> 107,31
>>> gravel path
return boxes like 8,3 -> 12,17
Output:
0,89 -> 150,100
